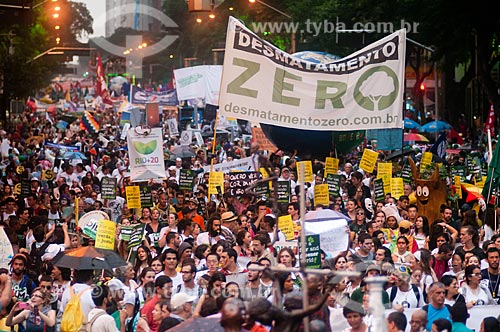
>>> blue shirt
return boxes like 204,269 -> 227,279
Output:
425,304 -> 451,331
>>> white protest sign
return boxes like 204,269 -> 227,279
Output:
127,127 -> 166,181
166,118 -> 179,136
219,17 -> 406,131
303,209 -> 349,257
202,156 -> 255,173
180,131 -> 192,145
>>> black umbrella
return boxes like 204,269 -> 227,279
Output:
51,246 -> 128,270
171,145 -> 196,159
166,315 -> 223,332
386,146 -> 416,161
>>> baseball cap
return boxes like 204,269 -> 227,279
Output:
84,197 -> 95,205
393,265 -> 412,278
168,165 -> 176,171
398,220 -> 412,229
170,292 -> 196,310
366,264 -> 381,273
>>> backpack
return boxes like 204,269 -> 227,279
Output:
389,284 -> 421,306
87,311 -> 107,332
29,242 -> 50,274
61,286 -> 92,332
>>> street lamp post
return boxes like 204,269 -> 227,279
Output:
249,0 -> 296,53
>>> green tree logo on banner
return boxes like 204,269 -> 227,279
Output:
354,66 -> 399,111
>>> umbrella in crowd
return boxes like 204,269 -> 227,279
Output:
404,133 -> 429,143
171,145 -> 196,159
51,246 -> 128,270
419,120 -> 452,133
386,146 -> 416,161
404,118 -> 421,130
62,151 -> 87,160
165,315 -> 223,332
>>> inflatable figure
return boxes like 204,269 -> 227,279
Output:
408,158 -> 448,224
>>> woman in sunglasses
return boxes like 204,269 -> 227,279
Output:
460,264 -> 494,307
6,287 -> 56,331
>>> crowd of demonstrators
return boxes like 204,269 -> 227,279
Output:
0,107 -> 500,332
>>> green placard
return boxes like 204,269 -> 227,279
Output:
127,224 -> 145,249
139,183 -> 153,208
20,178 -> 31,198
450,166 -> 467,182
299,234 -> 321,269
374,178 -> 385,202
400,163 -> 412,184
120,225 -> 133,242
276,181 -> 290,203
254,182 -> 269,197
101,177 -> 117,200
325,174 -> 341,197
179,169 -> 195,192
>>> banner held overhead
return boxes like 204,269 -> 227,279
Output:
219,17 -> 406,131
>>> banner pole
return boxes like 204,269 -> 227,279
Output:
299,162 -> 310,332
488,129 -> 493,165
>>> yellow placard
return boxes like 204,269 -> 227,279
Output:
16,166 -> 24,175
324,157 -> 339,176
359,149 -> 378,173
42,169 -> 54,181
314,184 -> 330,207
391,178 -> 404,199
454,176 -> 462,199
208,172 -> 225,196
125,186 -> 141,209
260,167 -> 272,189
95,219 -> 116,250
420,152 -> 433,169
297,161 -> 313,183
278,215 -> 295,241
377,162 -> 393,194
377,162 -> 392,178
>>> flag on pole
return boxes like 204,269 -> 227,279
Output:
484,103 -> 496,137
429,132 -> 447,160
482,135 -> 500,199
80,111 -> 100,133
95,53 -> 113,106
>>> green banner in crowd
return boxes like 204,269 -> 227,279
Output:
128,224 -> 145,249
179,169 -> 195,192
139,183 -> 153,208
333,130 -> 365,155
101,177 -> 117,200
120,225 -> 133,242
325,174 -> 341,197
299,234 -> 321,269
276,181 -> 290,203
374,178 -> 385,202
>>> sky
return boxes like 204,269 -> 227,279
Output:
80,1 -> 106,39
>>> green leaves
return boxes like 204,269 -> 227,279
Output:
133,140 -> 157,155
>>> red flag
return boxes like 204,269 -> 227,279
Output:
484,103 -> 495,137
95,53 -> 113,105
167,67 -> 176,90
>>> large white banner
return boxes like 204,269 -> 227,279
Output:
174,65 -> 222,105
303,209 -> 350,258
127,127 -> 166,181
202,156 -> 256,173
219,17 -> 406,131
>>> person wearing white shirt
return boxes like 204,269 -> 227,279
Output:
88,285 -> 120,332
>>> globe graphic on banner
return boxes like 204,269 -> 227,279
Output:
260,51 -> 342,159
291,51 -> 341,63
